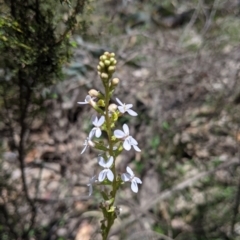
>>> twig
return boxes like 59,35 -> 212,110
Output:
201,0 -> 220,36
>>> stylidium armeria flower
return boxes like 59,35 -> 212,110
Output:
116,98 -> 137,116
114,124 -> 141,152
89,116 -> 105,138
121,166 -> 142,193
78,95 -> 95,105
87,175 -> 97,196
98,156 -> 114,182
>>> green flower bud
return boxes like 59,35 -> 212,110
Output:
97,65 -> 101,71
104,60 -> 110,66
101,73 -> 109,80
110,53 -> 115,57
112,112 -> 118,121
104,51 -> 110,56
112,60 -> 117,65
109,58 -> 115,64
100,55 -> 107,61
108,66 -> 115,73
99,61 -> 105,68
97,99 -> 105,107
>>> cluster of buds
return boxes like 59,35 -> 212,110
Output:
97,52 -> 117,82
78,52 -> 142,240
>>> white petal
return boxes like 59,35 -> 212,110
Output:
89,129 -> 96,138
114,130 -> 125,138
97,116 -> 105,126
127,109 -> 138,116
131,180 -> 139,193
121,173 -> 131,182
118,106 -> 125,113
77,101 -> 88,105
98,170 -> 107,182
98,156 -> 106,167
95,128 -> 102,138
129,136 -> 138,145
125,104 -> 133,109
106,156 -> 114,168
134,177 -> 142,184
89,175 -> 97,184
85,95 -> 92,103
126,166 -> 134,177
133,145 -> 141,152
92,116 -> 98,126
123,139 -> 131,151
81,144 -> 88,154
123,124 -> 129,135
107,170 -> 114,181
116,98 -> 123,106
88,184 -> 92,197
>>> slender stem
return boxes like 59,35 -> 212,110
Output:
102,79 -> 117,240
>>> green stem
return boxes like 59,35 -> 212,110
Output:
102,79 -> 117,240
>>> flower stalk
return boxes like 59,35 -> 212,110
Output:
78,52 -> 142,239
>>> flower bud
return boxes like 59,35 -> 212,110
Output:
108,103 -> 117,112
110,53 -> 115,57
98,99 -> 105,107
104,51 -> 110,56
104,60 -> 110,66
88,89 -> 99,98
108,66 -> 115,73
101,73 -> 109,80
99,61 -> 105,68
97,65 -> 101,71
109,58 -> 115,64
112,60 -> 117,65
100,55 -> 107,61
111,78 -> 119,86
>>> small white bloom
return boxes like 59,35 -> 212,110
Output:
87,175 -> 97,196
81,133 -> 95,154
114,124 -> 141,152
121,166 -> 142,193
98,156 -> 114,182
89,116 -> 105,138
77,95 -> 95,105
116,98 -> 137,116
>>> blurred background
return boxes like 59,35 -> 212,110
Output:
1,0 -> 240,239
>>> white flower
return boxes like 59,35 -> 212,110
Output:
116,98 -> 137,116
114,124 -> 141,152
98,156 -> 114,182
87,175 -> 97,196
89,116 -> 105,138
121,166 -> 142,193
77,95 -> 95,105
81,132 -> 95,154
